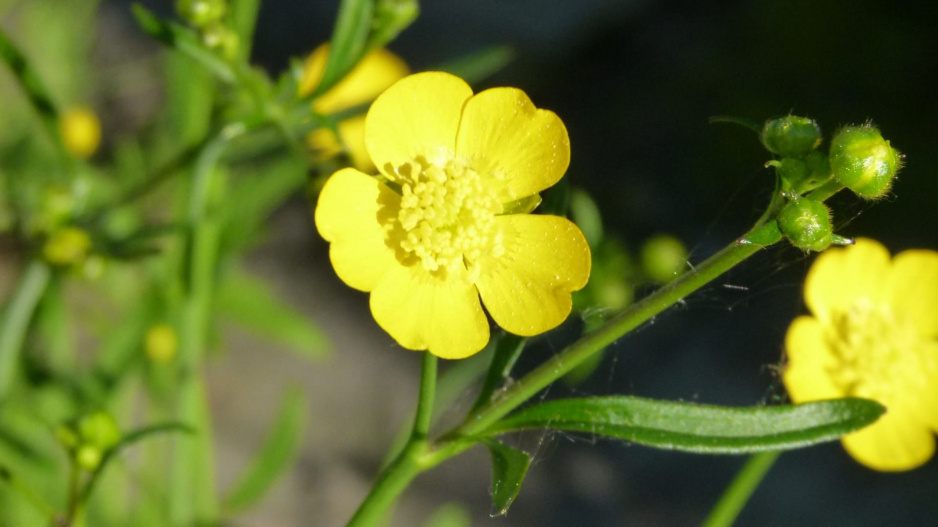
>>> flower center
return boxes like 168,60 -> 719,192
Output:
390,156 -> 504,275
825,300 -> 925,401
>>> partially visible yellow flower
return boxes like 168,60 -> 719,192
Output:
299,44 -> 408,172
784,238 -> 938,471
59,106 -> 101,159
315,72 -> 591,359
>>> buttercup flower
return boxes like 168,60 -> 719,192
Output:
784,238 -> 938,470
59,106 -> 101,159
315,72 -> 591,359
299,44 -> 408,172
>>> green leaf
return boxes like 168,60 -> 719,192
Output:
0,27 -> 61,147
484,439 -> 531,516
436,45 -> 516,85
486,396 -> 885,454
309,0 -> 375,98
130,4 -> 236,84
218,154 -> 307,252
216,268 -> 330,360
223,387 -> 309,512
470,333 -> 525,413
82,422 -> 194,503
228,0 -> 262,62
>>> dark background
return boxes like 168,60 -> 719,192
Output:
115,0 -> 938,525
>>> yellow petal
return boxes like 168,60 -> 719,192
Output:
455,87 -> 570,202
365,72 -> 472,177
889,248 -> 938,337
475,215 -> 590,336
782,316 -> 844,402
805,238 -> 890,321
369,264 -> 489,359
900,340 -> 938,432
314,168 -> 399,291
337,116 -> 373,172
300,44 -> 409,114
842,407 -> 935,471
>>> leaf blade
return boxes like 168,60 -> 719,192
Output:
484,439 -> 531,516
486,396 -> 884,454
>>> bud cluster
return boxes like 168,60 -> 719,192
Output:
55,412 -> 122,471
176,0 -> 238,60
760,116 -> 901,252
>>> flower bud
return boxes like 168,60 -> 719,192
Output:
145,323 -> 178,363
777,198 -> 832,251
640,234 -> 687,283
176,0 -> 226,27
829,125 -> 901,199
761,116 -> 822,157
59,107 -> 101,159
43,226 -> 92,267
76,411 -> 121,451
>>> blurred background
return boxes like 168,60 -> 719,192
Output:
5,0 -> 938,525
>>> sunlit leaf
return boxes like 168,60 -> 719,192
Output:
487,396 -> 885,454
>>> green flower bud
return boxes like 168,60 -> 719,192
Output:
777,198 -> 832,252
829,125 -> 901,199
76,444 -> 103,471
761,116 -> 822,157
76,412 -> 121,451
202,23 -> 239,61
640,234 -> 687,283
177,0 -> 226,27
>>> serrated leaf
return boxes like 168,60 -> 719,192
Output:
216,268 -> 329,360
484,439 -> 531,516
223,387 -> 309,512
486,396 -> 884,454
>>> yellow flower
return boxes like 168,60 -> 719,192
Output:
315,72 -> 591,359
59,106 -> 101,159
299,44 -> 408,172
784,238 -> 938,470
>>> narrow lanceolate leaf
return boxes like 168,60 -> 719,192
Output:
130,4 -> 236,84
309,0 -> 374,98
486,396 -> 885,454
484,439 -> 532,516
0,27 -> 60,142
83,422 -> 194,503
223,388 -> 309,512
470,333 -> 526,413
216,269 -> 329,360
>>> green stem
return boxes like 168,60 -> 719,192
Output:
450,223 -> 780,438
346,352 -> 438,527
0,463 -> 58,521
0,259 -> 51,401
169,126 -> 243,525
702,451 -> 780,527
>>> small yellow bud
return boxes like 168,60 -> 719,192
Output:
76,444 -> 103,471
43,227 -> 92,267
59,107 -> 101,159
145,323 -> 178,363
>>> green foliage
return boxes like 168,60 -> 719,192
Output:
484,439 -> 532,516
486,396 -> 885,454
223,388 -> 309,512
